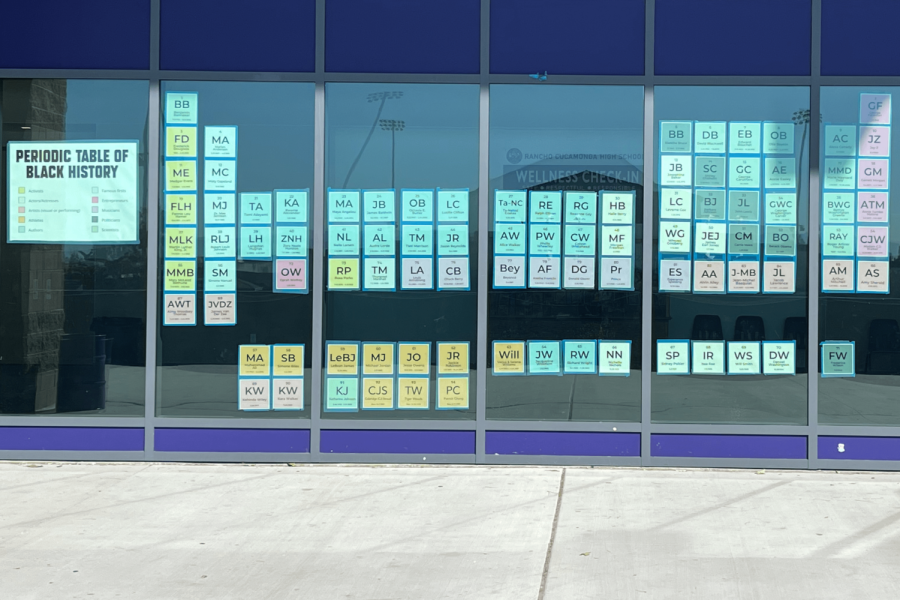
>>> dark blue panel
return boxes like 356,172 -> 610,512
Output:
652,434 -> 807,459
0,2 -> 149,69
822,1 -> 900,75
491,0 -> 645,75
0,427 -> 143,451
326,0 -> 480,74
486,431 -> 641,456
320,430 -> 475,454
161,0 -> 315,72
155,429 -> 310,453
819,436 -> 900,460
655,0 -> 811,76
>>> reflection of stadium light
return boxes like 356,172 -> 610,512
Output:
379,119 -> 405,132
367,91 -> 404,103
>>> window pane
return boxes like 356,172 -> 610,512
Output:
487,84 -> 644,422
651,86 -> 810,425
323,83 -> 479,419
819,87 -> 900,426
0,79 -> 148,416
157,81 -> 315,418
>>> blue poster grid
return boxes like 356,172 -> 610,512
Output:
562,191 -> 598,290
327,188 -> 362,292
527,190 -> 562,290
599,191 -> 636,291
361,189 -> 396,292
271,343 -> 305,411
436,187 -> 471,291
492,190 -> 528,289
400,188 -> 435,291
323,341 -> 361,412
658,120 -> 694,293
237,345 -> 272,411
272,189 -> 311,295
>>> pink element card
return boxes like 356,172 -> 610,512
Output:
857,227 -> 889,257
857,192 -> 889,222
860,94 -> 891,125
275,258 -> 307,291
858,126 -> 891,157
857,159 -> 889,189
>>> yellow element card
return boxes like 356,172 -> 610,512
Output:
397,377 -> 429,409
437,377 -> 468,409
398,342 -> 430,375
362,378 -> 394,409
166,194 -> 197,225
166,127 -> 197,157
239,345 -> 270,376
438,342 -> 469,375
493,342 -> 525,374
327,343 -> 359,376
328,258 -> 359,289
362,343 -> 395,375
273,345 -> 304,377
165,160 -> 196,192
163,260 -> 196,291
165,227 -> 196,259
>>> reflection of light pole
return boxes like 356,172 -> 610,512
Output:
379,119 -> 405,189
342,91 -> 404,188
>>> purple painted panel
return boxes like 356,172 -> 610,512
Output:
155,429 -> 310,453
819,436 -> 900,461
652,434 -> 807,459
0,427 -> 143,452
320,430 -> 474,454
486,431 -> 640,457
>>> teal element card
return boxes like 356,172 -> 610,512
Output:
326,377 -> 359,411
728,224 -> 759,255
765,157 -> 797,189
565,191 -> 598,224
240,226 -> 272,259
204,260 -> 236,291
695,189 -> 726,220
495,191 -> 527,223
401,190 -> 434,222
205,226 -> 236,258
437,224 -> 469,256
363,224 -> 395,256
822,225 -> 855,256
660,121 -> 692,153
240,192 -> 272,225
763,122 -> 794,154
728,156 -> 760,188
728,122 -> 761,154
823,159 -> 856,189
822,193 -> 855,224
765,225 -> 797,256
694,156 -> 726,188
764,193 -> 797,224
494,223 -> 527,254
694,121 -> 726,153
401,223 -> 434,255
328,190 -> 360,223
660,188 -> 692,220
437,190 -> 468,223
563,340 -> 596,374
275,190 -> 308,223
530,224 -> 561,255
564,224 -> 596,256
824,125 -> 857,156
695,222 -> 727,255
530,191 -> 563,223
363,190 -> 395,223
601,192 -> 634,224
275,225 -> 307,257
728,191 -> 760,221
328,224 -> 360,256
528,341 -> 561,375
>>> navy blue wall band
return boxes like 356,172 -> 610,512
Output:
0,427 -> 143,451
819,436 -> 900,461
155,428 -> 310,453
486,431 -> 641,456
320,429 -> 476,454
651,434 -> 808,459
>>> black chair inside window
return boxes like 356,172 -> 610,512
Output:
691,314 -> 723,340
734,316 -> 765,341
866,319 -> 900,375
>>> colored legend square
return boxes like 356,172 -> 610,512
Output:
92,216 -> 98,222
91,206 -> 99,213
91,226 -> 98,233
92,196 -> 99,203
18,217 -> 25,223
18,197 -> 25,204
18,187 -> 25,194
18,207 -> 25,213
91,187 -> 99,193
18,226 -> 25,233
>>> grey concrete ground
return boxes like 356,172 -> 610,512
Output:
1,463 -> 899,599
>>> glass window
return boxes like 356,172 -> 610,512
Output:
0,79 -> 149,416
819,87 -> 900,426
157,81 -> 315,418
652,86 -> 810,425
487,85 -> 644,422
323,83 -> 479,419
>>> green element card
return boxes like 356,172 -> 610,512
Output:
660,220 -> 691,253
822,225 -> 855,256
765,157 -> 796,189
275,225 -> 307,257
598,342 -> 630,375
275,191 -> 308,223
660,121 -> 692,153
728,191 -> 760,222
401,190 -> 434,222
204,226 -> 235,259
530,191 -> 562,223
564,224 -> 596,256
763,122 -> 794,154
240,226 -> 272,259
694,122 -> 726,153
563,340 -> 596,374
240,193 -> 272,225
695,189 -> 726,220
601,225 -> 632,256
530,224 -> 561,255
728,157 -> 760,188
821,342 -> 854,377
564,191 -> 597,224
764,193 -> 797,224
494,223 -> 526,254
363,224 -> 395,256
660,188 -> 692,220
822,193 -> 855,224
328,224 -> 360,256
364,257 -> 395,289
363,190 -> 395,223
728,342 -> 760,375
660,155 -> 692,186
728,122 -> 761,154
204,260 -> 236,292
728,224 -> 760,255
762,342 -> 795,375
823,159 -> 856,189
695,222 -> 727,254
326,377 -> 359,410
495,191 -> 527,223
328,190 -> 360,223
437,224 -> 468,256
528,341 -> 561,375
437,190 -> 468,223
657,341 -> 690,374
764,225 -> 797,256
691,341 -> 725,374
401,224 -> 434,256
204,193 -> 236,225
601,192 -> 633,224
694,156 -> 726,188
824,125 -> 857,156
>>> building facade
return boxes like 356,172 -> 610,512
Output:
1,0 -> 898,469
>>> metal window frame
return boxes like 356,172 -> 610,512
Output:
1,0 -> 900,470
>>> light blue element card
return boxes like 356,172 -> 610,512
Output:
239,226 -> 272,260
240,192 -> 272,225
276,225 -> 307,257
401,224 -> 434,256
401,190 -> 434,222
363,224 -> 395,256
328,224 -> 360,256
563,340 -> 596,374
328,190 -> 361,223
494,223 -> 527,254
437,224 -> 468,256
275,190 -> 308,223
437,189 -> 468,223
495,190 -> 527,223
528,341 -> 561,375
363,190 -> 395,223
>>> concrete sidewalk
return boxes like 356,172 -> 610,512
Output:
1,463 -> 899,599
